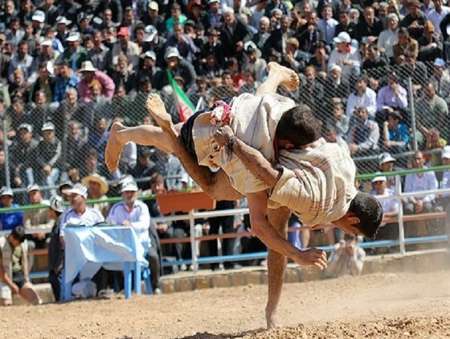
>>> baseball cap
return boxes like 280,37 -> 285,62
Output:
371,175 -> 387,183
144,25 -> 158,42
121,181 -> 138,193
32,10 -> 45,23
67,183 -> 88,198
58,181 -> 73,194
41,39 -> 52,47
442,146 -> 450,159
379,152 -> 396,165
142,50 -> 156,60
18,123 -> 33,133
27,184 -> 40,193
117,27 -> 129,37
148,1 -> 159,11
434,58 -> 446,67
47,195 -> 65,213
333,32 -> 351,44
42,122 -> 55,131
56,16 -> 72,25
165,47 -> 181,60
66,32 -> 80,42
0,187 -> 13,197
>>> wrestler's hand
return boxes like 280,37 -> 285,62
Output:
294,248 -> 327,270
213,125 -> 235,147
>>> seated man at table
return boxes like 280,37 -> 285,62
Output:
59,183 -> 109,298
0,226 -> 41,306
107,180 -> 162,294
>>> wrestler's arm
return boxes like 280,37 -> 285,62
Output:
248,191 -> 326,269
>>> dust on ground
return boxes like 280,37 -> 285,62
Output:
1,271 -> 449,339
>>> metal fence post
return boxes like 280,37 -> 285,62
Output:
395,175 -> 406,255
407,77 -> 418,152
189,210 -> 198,272
2,118 -> 11,188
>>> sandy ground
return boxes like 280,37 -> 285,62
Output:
1,271 -> 450,339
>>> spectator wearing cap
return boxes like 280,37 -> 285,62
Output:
346,76 -> 377,120
382,109 -> 410,154
205,0 -> 223,29
53,60 -> 79,103
142,1 -> 165,33
220,7 -> 252,59
36,122 -> 62,188
393,27 -> 419,62
328,32 -> 361,83
165,23 -> 199,63
107,27 -> 140,70
31,10 -> 45,36
430,58 -> 450,103
78,61 -> 115,103
59,183 -> 104,233
324,65 -> 350,107
82,173 -> 110,216
378,13 -> 399,60
154,47 -> 196,91
242,41 -> 267,83
404,151 -> 439,217
347,106 -> 380,156
10,123 -> 38,188
370,175 -> 400,242
33,39 -> 59,69
47,195 -> 65,301
7,40 -> 34,83
0,188 -> 23,231
416,81 -> 449,140
55,17 -> 72,46
58,32 -> 88,71
317,5 -> 338,45
401,0 -> 427,40
376,72 -> 408,112
0,226 -> 42,306
355,6 -> 383,42
107,180 -> 162,293
378,152 -> 401,188
166,3 -> 188,33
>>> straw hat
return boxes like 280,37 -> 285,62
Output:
82,173 -> 109,195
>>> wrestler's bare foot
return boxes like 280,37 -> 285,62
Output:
266,308 -> 279,329
267,62 -> 300,91
105,122 -> 125,172
146,93 -> 178,139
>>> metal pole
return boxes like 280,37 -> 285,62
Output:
407,77 -> 418,152
395,175 -> 406,255
189,210 -> 198,272
2,118 -> 11,188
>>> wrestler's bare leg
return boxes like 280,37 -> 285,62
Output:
105,121 -> 180,172
256,62 -> 300,96
265,206 -> 290,328
145,94 -> 242,200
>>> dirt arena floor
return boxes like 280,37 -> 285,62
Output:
1,270 -> 450,339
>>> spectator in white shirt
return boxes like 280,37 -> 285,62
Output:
371,175 -> 399,242
107,181 -> 162,293
317,5 -> 338,45
427,0 -> 450,34
404,151 -> 439,215
346,76 -> 377,119
377,13 -> 399,59
328,32 -> 361,82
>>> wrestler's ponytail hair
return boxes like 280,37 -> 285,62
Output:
276,104 -> 321,147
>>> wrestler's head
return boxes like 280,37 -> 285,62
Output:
334,192 -> 383,239
275,104 -> 321,150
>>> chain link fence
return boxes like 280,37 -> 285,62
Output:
1,60 -> 449,201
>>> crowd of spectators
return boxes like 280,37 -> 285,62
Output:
1,0 -> 450,303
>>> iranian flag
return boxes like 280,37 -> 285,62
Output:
167,70 -> 195,122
